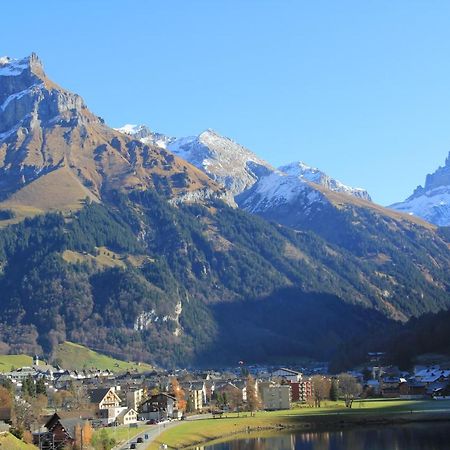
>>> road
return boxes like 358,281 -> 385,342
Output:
114,415 -> 212,450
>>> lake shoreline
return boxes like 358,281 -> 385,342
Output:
147,400 -> 450,450
182,412 -> 450,449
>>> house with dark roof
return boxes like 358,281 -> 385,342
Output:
89,387 -> 125,424
139,393 -> 176,420
32,412 -> 86,449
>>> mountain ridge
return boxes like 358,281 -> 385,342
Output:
390,152 -> 450,226
0,55 -> 231,219
0,55 -> 449,368
115,123 -> 372,203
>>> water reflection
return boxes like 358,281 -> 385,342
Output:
201,422 -> 450,450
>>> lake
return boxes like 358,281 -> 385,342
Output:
198,422 -> 450,449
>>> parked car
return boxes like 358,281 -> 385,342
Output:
146,418 -> 157,424
130,444 -> 137,449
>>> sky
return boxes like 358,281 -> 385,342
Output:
2,0 -> 450,205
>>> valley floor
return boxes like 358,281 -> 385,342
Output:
146,399 -> 450,450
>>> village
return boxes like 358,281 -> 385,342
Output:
1,353 -> 450,449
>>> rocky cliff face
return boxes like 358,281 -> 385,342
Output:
279,161 -> 372,201
116,124 -> 373,223
0,55 -> 228,213
390,153 -> 450,226
117,125 -> 274,196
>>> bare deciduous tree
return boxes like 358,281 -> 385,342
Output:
311,375 -> 331,408
337,373 -> 362,408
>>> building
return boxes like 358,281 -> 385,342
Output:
213,382 -> 245,410
115,408 -> 138,425
139,393 -> 177,421
261,385 -> 291,410
181,382 -> 204,412
288,379 -> 312,402
272,368 -> 302,383
126,388 -> 144,411
89,387 -> 124,425
33,413 -> 85,450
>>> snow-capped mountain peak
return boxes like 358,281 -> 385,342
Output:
0,53 -> 44,79
116,125 -> 274,195
237,169 -> 325,214
390,151 -> 450,226
279,161 -> 372,201
0,56 -> 29,76
115,124 -> 373,219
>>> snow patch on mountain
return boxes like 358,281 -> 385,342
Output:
280,161 -> 372,201
390,186 -> 450,226
0,56 -> 29,77
0,83 -> 43,111
115,125 -> 274,196
390,152 -> 450,226
165,129 -> 274,195
115,124 -> 372,211
237,170 -> 325,214
114,124 -> 176,148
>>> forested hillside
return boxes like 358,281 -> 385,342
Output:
1,54 -> 450,369
0,188 -> 449,367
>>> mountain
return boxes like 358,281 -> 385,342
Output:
0,55 -> 230,222
116,125 -> 372,211
390,152 -> 450,226
1,55 -> 450,369
116,125 -> 274,196
279,161 -> 371,201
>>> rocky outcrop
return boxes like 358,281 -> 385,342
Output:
390,152 -> 450,226
0,55 -> 228,210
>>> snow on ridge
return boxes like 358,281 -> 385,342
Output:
390,185 -> 450,226
0,83 -> 44,111
115,124 -> 141,135
240,170 -> 325,214
0,56 -> 29,77
279,161 -> 371,200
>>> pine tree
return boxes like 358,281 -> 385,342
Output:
36,378 -> 46,396
330,379 -> 339,402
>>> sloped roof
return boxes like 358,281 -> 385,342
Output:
89,387 -> 120,404
116,408 -> 137,419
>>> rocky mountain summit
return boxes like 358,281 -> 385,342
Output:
390,152 -> 450,226
116,125 -> 274,196
116,124 -> 372,219
0,55 -> 227,217
279,161 -> 371,201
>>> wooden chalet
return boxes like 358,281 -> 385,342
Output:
33,412 -> 80,449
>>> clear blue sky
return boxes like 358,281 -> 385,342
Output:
2,0 -> 450,205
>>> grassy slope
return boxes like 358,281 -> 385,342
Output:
312,182 -> 436,230
62,247 -> 127,269
62,247 -> 153,269
0,355 -> 33,373
147,399 -> 450,449
54,341 -> 153,372
0,433 -> 37,449
92,426 -> 148,449
0,167 -> 98,215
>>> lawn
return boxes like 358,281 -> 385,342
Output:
147,399 -> 450,449
0,342 -> 153,374
0,355 -> 33,373
0,433 -> 37,449
92,425 -> 148,448
53,341 -> 153,373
